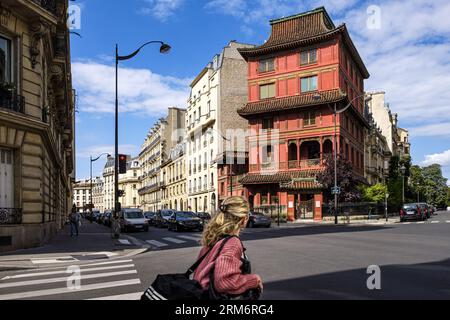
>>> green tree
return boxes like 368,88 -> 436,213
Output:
409,165 -> 425,202
387,156 -> 411,209
361,184 -> 388,203
422,164 -> 448,208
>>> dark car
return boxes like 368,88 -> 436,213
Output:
103,210 -> 113,227
97,212 -> 105,225
400,203 -> 425,222
417,203 -> 431,219
196,212 -> 211,223
247,212 -> 272,228
92,211 -> 101,222
154,210 -> 175,228
168,211 -> 203,232
144,212 -> 157,226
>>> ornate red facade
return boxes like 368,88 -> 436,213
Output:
237,7 -> 370,221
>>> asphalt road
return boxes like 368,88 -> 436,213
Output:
1,211 -> 450,300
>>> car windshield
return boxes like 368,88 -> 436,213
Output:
251,212 -> 265,216
177,212 -> 195,218
162,211 -> 173,217
403,205 -> 416,210
124,211 -> 144,219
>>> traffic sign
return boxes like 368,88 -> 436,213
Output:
331,187 -> 341,195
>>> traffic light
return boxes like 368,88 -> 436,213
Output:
118,154 -> 127,174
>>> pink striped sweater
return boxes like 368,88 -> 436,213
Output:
193,237 -> 261,296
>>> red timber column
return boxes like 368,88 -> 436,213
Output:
287,194 -> 295,221
314,193 -> 323,221
320,137 -> 324,164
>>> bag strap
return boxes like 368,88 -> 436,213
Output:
185,236 -> 237,276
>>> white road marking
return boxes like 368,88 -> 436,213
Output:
446,221 -> 450,224
163,237 -> 186,244
177,235 -> 201,242
0,279 -> 141,300
403,222 -> 411,225
1,264 -> 135,281
146,240 -> 168,247
431,221 -> 440,224
416,222 -> 425,224
118,239 -> 131,245
0,270 -> 137,289
31,257 -> 78,264
87,292 -> 142,300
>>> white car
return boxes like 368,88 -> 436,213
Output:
119,209 -> 149,232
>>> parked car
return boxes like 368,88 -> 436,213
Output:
92,211 -> 102,222
103,210 -> 113,227
196,212 -> 211,223
168,211 -> 203,232
429,205 -> 437,216
118,208 -> 149,232
400,203 -> 424,222
97,212 -> 105,225
247,212 -> 272,228
417,203 -> 431,219
154,210 -> 175,228
144,212 -> 157,226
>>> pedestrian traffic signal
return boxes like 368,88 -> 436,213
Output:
118,154 -> 127,174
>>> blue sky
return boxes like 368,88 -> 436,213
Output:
71,0 -> 450,183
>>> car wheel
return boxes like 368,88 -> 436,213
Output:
144,227 -> 149,232
174,225 -> 179,232
266,224 -> 271,228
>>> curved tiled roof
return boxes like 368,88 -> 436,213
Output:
238,7 -> 369,79
238,89 -> 347,117
240,169 -> 323,191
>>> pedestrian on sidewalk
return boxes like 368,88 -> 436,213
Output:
69,207 -> 81,237
193,196 -> 263,300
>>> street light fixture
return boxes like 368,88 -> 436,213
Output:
312,92 -> 372,225
113,41 -> 171,239
90,153 -> 111,215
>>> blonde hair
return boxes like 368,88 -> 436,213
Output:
201,196 -> 250,248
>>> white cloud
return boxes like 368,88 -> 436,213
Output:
422,149 -> 450,167
72,61 -> 191,115
141,0 -> 185,22
77,145 -> 140,158
409,122 -> 450,138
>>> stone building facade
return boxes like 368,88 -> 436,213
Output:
0,0 -> 75,252
186,41 -> 254,214
91,177 -> 104,213
161,141 -> 187,211
118,158 -> 141,209
139,107 -> 185,212
73,179 -> 92,212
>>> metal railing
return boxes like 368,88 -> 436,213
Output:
0,90 -> 25,114
0,208 -> 23,225
31,0 -> 57,15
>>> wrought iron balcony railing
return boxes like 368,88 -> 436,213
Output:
0,208 -> 23,225
0,89 -> 25,114
31,0 -> 57,15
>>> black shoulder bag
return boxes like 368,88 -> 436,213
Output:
141,236 -> 235,300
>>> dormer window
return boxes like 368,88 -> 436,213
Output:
258,58 -> 275,73
300,49 -> 317,65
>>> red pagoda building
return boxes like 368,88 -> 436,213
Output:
237,7 -> 370,221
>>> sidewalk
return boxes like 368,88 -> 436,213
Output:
275,216 -> 400,228
0,219 -> 149,271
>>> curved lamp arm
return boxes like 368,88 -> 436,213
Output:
336,94 -> 372,115
117,41 -> 170,61
91,153 -> 111,162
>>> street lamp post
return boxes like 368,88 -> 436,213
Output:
313,93 -> 372,225
113,41 -> 171,239
90,153 -> 110,217
400,165 -> 407,206
385,192 -> 389,222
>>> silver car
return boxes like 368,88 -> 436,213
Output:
119,209 -> 149,232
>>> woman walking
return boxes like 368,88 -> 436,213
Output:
193,196 -> 263,300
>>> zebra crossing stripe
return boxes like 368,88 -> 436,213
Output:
431,221 -> 440,224
163,237 -> 186,244
146,240 -> 168,247
88,292 -> 142,300
1,264 -> 135,281
0,279 -> 141,300
0,270 -> 137,289
177,235 -> 201,241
